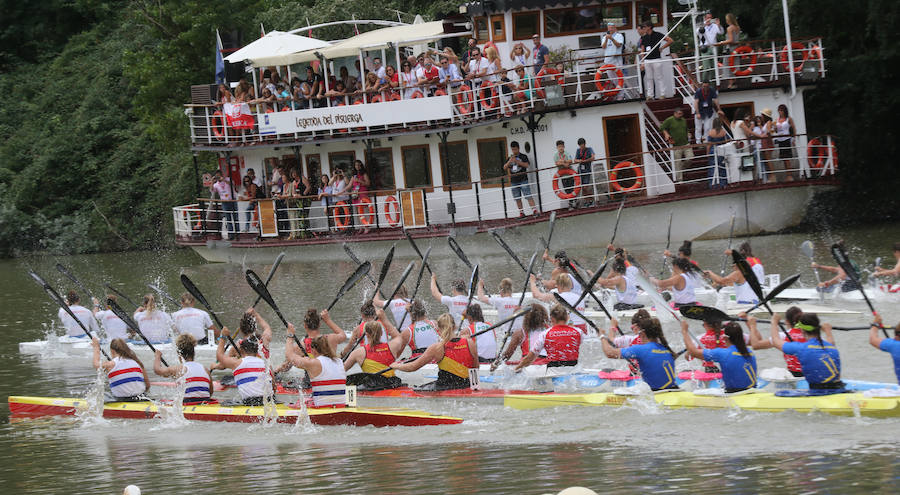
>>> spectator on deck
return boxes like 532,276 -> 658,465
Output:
364,72 -> 380,100
416,56 -> 440,96
216,84 -> 233,105
400,60 -> 419,99
329,168 -> 350,232
282,168 -> 301,239
697,14 -> 722,83
532,34 -> 550,75
510,65 -> 532,113
485,47 -> 504,82
601,22 -> 624,66
750,115 -> 769,181
238,175 -> 258,233
212,172 -> 237,239
438,56 -> 463,95
707,118 -> 729,188
574,138 -> 596,207
773,104 -> 796,182
660,107 -> 693,182
553,140 -> 577,209
442,47 -> 460,68
292,79 -> 309,109
305,66 -> 323,107
694,81 -> 720,143
509,42 -> 532,72
252,87 -> 276,113
316,173 -> 332,235
638,21 -> 673,100
325,81 -> 347,106
504,141 -> 537,217
338,66 -> 357,93
465,47 -> 490,90
461,38 -> 478,68
384,65 -> 399,99
718,13 -> 742,89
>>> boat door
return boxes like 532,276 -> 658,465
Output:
400,189 -> 427,228
603,114 -> 643,196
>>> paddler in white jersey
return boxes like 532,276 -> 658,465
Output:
59,290 -> 99,338
430,275 -> 470,323
530,273 -> 588,333
285,328 -> 347,408
726,241 -> 765,282
215,329 -> 273,406
651,258 -> 702,308
539,250 -> 582,292
92,337 -> 149,401
92,294 -> 128,340
594,259 -> 644,311
477,277 -> 524,339
495,304 -> 551,368
171,293 -> 217,345
373,285 -> 410,327
460,303 -> 497,363
399,300 -> 440,357
704,261 -> 759,304
153,334 -> 214,404
133,294 -> 173,344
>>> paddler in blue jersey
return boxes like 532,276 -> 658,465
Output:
601,317 -> 679,391
680,318 -> 758,392
769,313 -> 844,390
869,314 -> 900,384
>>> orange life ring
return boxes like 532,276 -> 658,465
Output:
780,42 -> 808,72
552,168 -> 582,200
434,88 -> 447,97
355,197 -> 375,226
455,85 -> 474,115
390,92 -> 402,101
728,45 -> 757,77
384,195 -> 401,227
332,201 -> 351,230
370,94 -> 382,103
480,81 -> 499,110
806,138 -> 838,170
610,161 -> 644,192
211,110 -> 225,140
411,90 -> 425,99
265,108 -> 274,113
593,64 -> 623,101
535,67 -> 564,100
280,106 -> 291,111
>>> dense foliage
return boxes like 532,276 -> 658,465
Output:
0,0 -> 895,257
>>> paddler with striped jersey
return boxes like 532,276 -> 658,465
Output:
680,318 -> 758,392
273,309 -> 348,380
285,326 -> 347,408
344,317 -> 405,391
153,334 -> 213,404
769,313 -> 844,390
60,290 -> 99,338
92,337 -> 149,401
215,329 -> 273,406
399,300 -> 440,357
460,303 -> 497,363
391,313 -> 478,391
530,273 -> 588,333
601,317 -> 680,391
515,304 -> 581,371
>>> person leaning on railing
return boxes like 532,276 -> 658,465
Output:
553,140 -> 577,210
660,107 -> 693,182
773,104 -> 797,182
574,138 -> 596,208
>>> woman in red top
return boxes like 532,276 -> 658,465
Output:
391,313 -> 478,391
515,305 -> 582,371
344,319 -> 406,390
748,306 -> 806,376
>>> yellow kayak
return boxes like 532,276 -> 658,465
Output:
504,391 -> 900,418
8,396 -> 463,427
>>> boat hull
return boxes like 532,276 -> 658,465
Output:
7,396 -> 463,427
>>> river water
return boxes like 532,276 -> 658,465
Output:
2,225 -> 899,494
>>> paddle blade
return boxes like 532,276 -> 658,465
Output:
762,273 -> 801,303
830,243 -> 862,285
327,261 -> 372,311
373,245 -> 396,295
246,269 -> 288,327
180,275 -> 222,329
632,271 -> 680,321
731,250 -> 766,302
448,236 -> 473,269
678,305 -> 731,322
800,240 -> 815,259
264,252 -> 287,284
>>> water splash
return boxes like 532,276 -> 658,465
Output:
151,361 -> 190,430
76,367 -> 111,427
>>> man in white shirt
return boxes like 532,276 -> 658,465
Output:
172,293 -> 217,345
698,14 -> 722,83
465,47 -> 490,89
58,291 -> 100,338
372,57 -> 387,81
430,274 -> 470,323
600,22 -> 624,66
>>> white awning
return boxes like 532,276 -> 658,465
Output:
224,31 -> 330,66
285,21 -> 448,64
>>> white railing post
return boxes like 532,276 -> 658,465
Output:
825,135 -> 835,176
797,134 -> 810,178
713,46 -> 721,88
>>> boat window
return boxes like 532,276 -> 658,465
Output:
474,17 -> 490,42
365,147 -> 396,192
305,154 -> 321,187
719,102 -> 756,126
401,145 -> 433,189
512,12 -> 540,40
329,151 -> 356,176
637,1 -> 664,27
439,141 -> 472,190
601,2 -> 633,29
544,7 -> 604,37
476,137 -> 508,187
491,15 -> 506,42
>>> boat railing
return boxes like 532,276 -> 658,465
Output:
173,133 -> 838,240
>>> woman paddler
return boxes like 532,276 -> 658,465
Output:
664,240 -> 699,267
869,314 -> 900,384
768,313 -> 844,390
430,275 -> 470,323
601,317 -> 680,391
606,310 -> 651,376
704,261 -> 758,304
133,294 -> 173,344
284,328 -> 347,408
343,302 -> 398,358
514,304 -> 582,371
651,258 -> 701,308
399,300 -> 440,358
460,303 -> 497,363
153,334 -> 213,404
215,330 -> 273,406
391,313 -> 478,391
680,319 -> 758,392
373,285 -> 410,327
343,318 -> 405,391
92,337 -> 150,401
540,250 -> 582,293
748,306 -> 806,377
594,259 -> 644,311
273,309 -> 348,383
530,273 -> 588,333
495,304 -> 551,368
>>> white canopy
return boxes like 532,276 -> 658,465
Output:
224,30 -> 330,67
285,21 -> 448,64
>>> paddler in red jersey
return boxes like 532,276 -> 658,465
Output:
696,317 -> 728,373
495,304 -> 551,368
391,313 -> 478,391
341,301 -> 398,360
344,311 -> 405,391
515,304 -> 582,371
748,306 -> 806,377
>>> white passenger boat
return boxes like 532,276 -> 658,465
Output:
173,1 -> 837,263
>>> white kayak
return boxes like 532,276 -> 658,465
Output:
19,335 -> 220,361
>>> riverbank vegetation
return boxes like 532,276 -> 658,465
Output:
0,0 -> 895,257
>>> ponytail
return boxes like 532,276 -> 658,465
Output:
723,322 -> 751,356
797,313 -> 824,346
142,294 -> 156,314
110,338 -> 146,370
641,318 -> 675,356
436,313 -> 456,343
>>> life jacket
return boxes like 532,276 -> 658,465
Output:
354,321 -> 386,345
108,357 -> 145,398
783,327 -> 807,373
745,257 -> 761,267
233,356 -> 267,400
438,338 -> 475,379
182,361 -> 212,399
699,329 -> 729,369
361,342 -> 395,377
543,324 -> 582,364
310,356 -> 347,408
